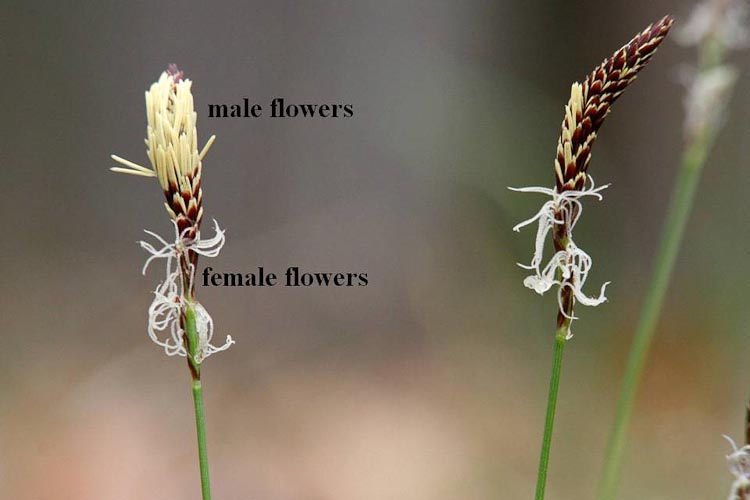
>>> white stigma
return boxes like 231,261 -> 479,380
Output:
140,219 -> 233,362
509,175 -> 610,338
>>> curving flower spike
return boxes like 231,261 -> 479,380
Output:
555,16 -> 674,193
511,16 -> 672,338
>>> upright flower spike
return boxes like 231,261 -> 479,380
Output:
111,65 -> 232,362
111,64 -> 231,500
113,64 -> 213,237
512,16 -> 673,337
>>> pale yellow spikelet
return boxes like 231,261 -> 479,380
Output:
111,65 -> 216,240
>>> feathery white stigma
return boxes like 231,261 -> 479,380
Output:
509,176 -> 610,338
141,219 -> 233,362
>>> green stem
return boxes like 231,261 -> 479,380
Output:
597,30 -> 736,498
597,134 -> 709,500
534,328 -> 568,500
185,305 -> 212,500
192,377 -> 212,500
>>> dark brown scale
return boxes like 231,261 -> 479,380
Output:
581,114 -> 594,135
576,147 -> 589,172
613,54 -> 626,71
571,126 -> 583,145
186,203 -> 199,220
176,217 -> 190,235
590,106 -> 608,130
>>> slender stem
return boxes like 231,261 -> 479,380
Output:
184,305 -> 212,500
192,377 -> 212,500
534,328 -> 568,500
596,131 -> 709,500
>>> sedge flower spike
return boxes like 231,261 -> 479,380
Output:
510,16 -> 673,337
112,65 -> 233,363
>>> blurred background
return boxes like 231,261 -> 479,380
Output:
1,1 -> 749,498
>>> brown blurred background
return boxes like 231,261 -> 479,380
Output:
1,1 -> 749,498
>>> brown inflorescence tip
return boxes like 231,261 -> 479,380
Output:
167,63 -> 184,83
555,15 -> 674,192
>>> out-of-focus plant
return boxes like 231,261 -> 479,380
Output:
509,17 -> 673,500
598,2 -> 746,498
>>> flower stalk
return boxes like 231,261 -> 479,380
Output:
510,17 -> 673,499
534,331 -> 566,500
185,303 -> 211,500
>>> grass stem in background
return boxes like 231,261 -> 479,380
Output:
598,4 -> 740,495
596,129 -> 708,500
